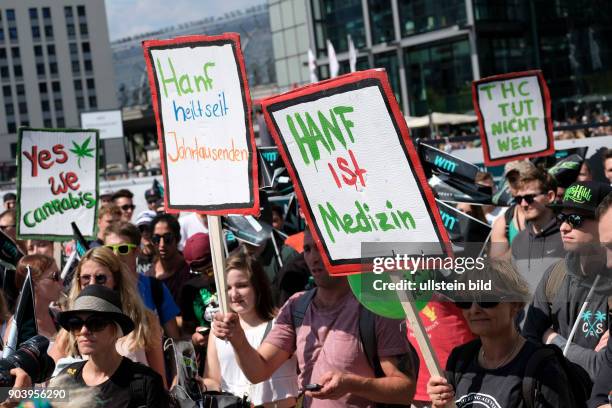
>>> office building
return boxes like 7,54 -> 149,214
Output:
0,0 -> 117,178
271,0 -> 612,120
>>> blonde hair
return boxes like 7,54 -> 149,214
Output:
460,258 -> 531,308
64,247 -> 156,356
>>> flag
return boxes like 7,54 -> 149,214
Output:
308,49 -> 318,83
419,142 -> 480,183
3,268 -> 37,358
0,229 -> 24,268
348,35 -> 357,73
327,40 -> 339,78
548,153 -> 584,188
430,174 -> 493,205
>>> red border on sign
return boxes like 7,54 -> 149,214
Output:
142,33 -> 259,215
260,69 -> 452,275
472,70 -> 554,167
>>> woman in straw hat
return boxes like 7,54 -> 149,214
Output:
51,284 -> 168,407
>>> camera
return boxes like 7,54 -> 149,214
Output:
0,335 -> 55,387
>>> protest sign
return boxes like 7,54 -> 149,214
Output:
261,69 -> 450,275
17,128 -> 99,241
473,70 -> 554,166
142,34 -> 258,215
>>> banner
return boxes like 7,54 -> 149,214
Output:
261,70 -> 450,275
143,34 -> 259,215
436,200 -> 491,244
429,174 -> 493,205
0,229 -> 24,268
548,153 -> 584,188
418,142 -> 479,182
473,70 -> 554,166
17,128 -> 99,240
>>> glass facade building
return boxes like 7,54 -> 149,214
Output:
300,0 -> 612,119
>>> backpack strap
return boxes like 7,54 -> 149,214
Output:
291,288 -> 317,330
262,320 -> 273,340
504,204 -> 515,240
545,261 -> 567,304
359,305 -> 383,377
521,347 -> 555,408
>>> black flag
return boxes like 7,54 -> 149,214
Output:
429,174 -> 493,205
436,200 -> 491,243
0,229 -> 24,268
419,142 -> 480,182
3,270 -> 37,357
548,153 -> 584,188
222,215 -> 272,247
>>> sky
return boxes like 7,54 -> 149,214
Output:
105,0 -> 261,41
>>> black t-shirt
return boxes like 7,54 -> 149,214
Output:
59,357 -> 169,408
447,339 -> 572,408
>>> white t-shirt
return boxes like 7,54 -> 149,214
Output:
178,213 -> 209,250
215,320 -> 298,405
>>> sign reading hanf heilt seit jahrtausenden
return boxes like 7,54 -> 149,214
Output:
142,34 -> 259,215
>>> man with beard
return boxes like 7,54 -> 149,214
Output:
511,168 -> 564,291
524,181 -> 612,380
212,228 -> 417,407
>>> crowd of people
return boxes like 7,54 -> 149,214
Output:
0,149 -> 610,408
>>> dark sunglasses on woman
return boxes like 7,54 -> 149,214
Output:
66,315 -> 113,333
120,204 -> 136,212
80,274 -> 108,286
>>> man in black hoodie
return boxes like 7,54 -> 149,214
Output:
524,181 -> 612,380
511,168 -> 564,291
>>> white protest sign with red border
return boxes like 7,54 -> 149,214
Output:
142,34 -> 259,215
473,70 -> 554,166
17,128 -> 99,241
261,69 -> 451,275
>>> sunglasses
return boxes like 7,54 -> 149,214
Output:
66,315 -> 113,333
105,243 -> 137,255
152,233 -> 174,245
513,193 -> 544,205
79,274 -> 109,286
557,213 -> 592,229
456,300 -> 501,309
120,204 -> 136,212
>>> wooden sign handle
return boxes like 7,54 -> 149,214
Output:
389,273 -> 456,408
208,215 -> 229,313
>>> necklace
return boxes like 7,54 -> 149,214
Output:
480,336 -> 522,370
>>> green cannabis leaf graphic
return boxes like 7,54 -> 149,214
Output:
69,136 -> 94,169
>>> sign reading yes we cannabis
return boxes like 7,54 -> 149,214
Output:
17,128 -> 99,240
143,34 -> 258,215
473,70 -> 554,166
262,70 -> 450,275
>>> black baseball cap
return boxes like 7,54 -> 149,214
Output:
145,188 -> 160,202
549,181 -> 612,216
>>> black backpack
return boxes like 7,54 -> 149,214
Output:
446,339 -> 592,408
291,288 -> 419,407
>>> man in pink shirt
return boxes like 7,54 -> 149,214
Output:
213,228 -> 416,407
